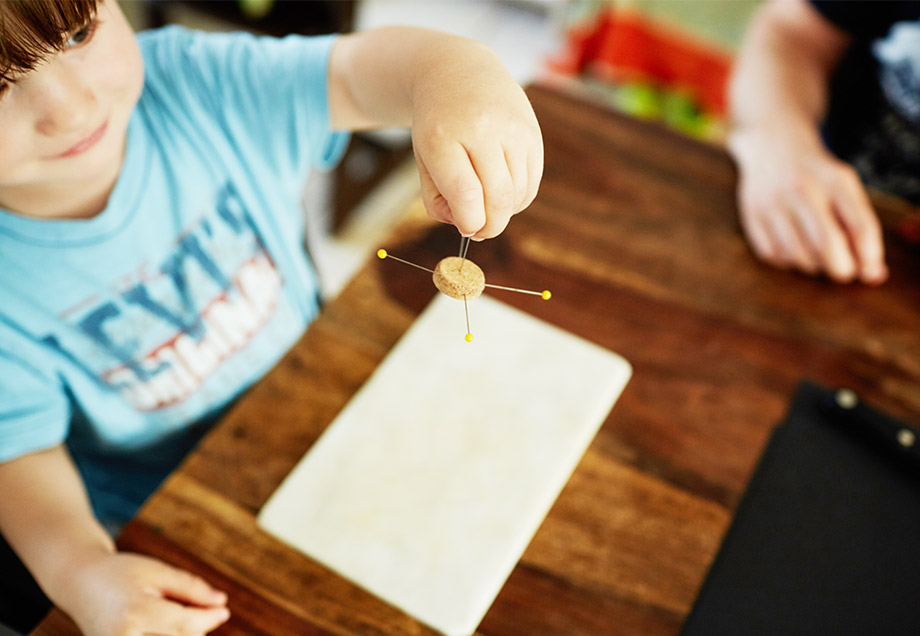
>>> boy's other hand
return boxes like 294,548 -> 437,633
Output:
63,552 -> 230,636
729,126 -> 887,284
410,43 -> 543,240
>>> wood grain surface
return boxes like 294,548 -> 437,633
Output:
33,84 -> 920,636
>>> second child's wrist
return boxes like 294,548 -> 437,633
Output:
727,120 -> 824,166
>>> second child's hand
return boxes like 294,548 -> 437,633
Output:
730,126 -> 887,284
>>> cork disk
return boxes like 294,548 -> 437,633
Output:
432,257 -> 485,300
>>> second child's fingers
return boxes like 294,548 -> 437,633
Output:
739,206 -> 780,263
792,178 -> 858,282
832,173 -> 887,283
766,210 -> 819,275
782,197 -> 834,276
785,213 -> 822,275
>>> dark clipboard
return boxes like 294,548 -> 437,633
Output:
681,381 -> 920,636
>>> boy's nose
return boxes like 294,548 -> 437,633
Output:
33,67 -> 99,138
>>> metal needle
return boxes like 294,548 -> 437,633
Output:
458,235 -> 471,271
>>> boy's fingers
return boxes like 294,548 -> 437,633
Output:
523,147 -> 543,211
149,598 -> 231,636
502,145 -> 529,213
474,209 -> 512,240
155,564 -> 227,607
422,143 -> 485,236
469,144 -> 515,239
415,153 -> 452,224
505,147 -> 543,214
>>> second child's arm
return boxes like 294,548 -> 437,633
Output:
327,27 -> 543,240
0,446 -> 230,636
727,0 -> 886,284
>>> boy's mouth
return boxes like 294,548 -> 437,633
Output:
56,120 -> 109,158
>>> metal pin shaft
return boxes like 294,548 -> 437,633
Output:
384,254 -> 434,273
483,282 -> 545,296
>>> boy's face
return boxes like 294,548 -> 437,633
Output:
0,0 -> 143,210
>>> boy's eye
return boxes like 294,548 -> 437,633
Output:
64,19 -> 98,49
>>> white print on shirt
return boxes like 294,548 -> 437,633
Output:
102,251 -> 280,410
45,181 -> 284,411
874,21 -> 920,124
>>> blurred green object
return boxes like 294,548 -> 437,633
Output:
662,90 -> 708,138
238,0 -> 274,20
614,82 -> 662,120
594,80 -> 720,140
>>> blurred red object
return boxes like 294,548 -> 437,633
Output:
548,7 -> 732,116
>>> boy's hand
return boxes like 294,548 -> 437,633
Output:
729,126 -> 887,284
0,446 -> 228,635
409,45 -> 543,239
328,29 -> 543,240
62,552 -> 230,636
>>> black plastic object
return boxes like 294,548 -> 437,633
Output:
681,381 -> 920,636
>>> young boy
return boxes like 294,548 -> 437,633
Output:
0,1 -> 543,634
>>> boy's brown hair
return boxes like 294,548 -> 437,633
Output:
0,0 -> 99,82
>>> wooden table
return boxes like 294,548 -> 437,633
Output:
35,84 -> 920,636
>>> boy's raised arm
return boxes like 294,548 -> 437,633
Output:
0,446 -> 230,636
327,26 -> 543,240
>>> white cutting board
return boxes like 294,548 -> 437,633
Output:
257,293 -> 631,636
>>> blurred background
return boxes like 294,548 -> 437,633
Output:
122,0 -> 761,299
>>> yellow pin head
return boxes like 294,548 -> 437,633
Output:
465,333 -> 474,343
541,290 -> 552,300
377,249 -> 387,259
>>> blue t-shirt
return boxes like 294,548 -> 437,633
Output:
0,26 -> 348,525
